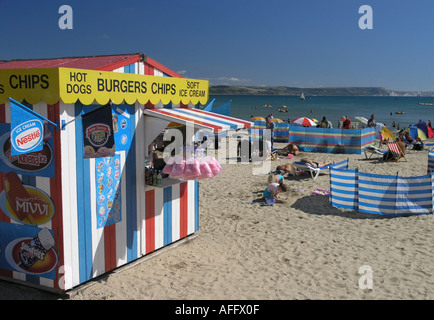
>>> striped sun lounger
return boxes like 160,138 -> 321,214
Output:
364,146 -> 387,159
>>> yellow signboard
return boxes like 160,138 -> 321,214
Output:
0,68 -> 60,105
0,67 -> 209,106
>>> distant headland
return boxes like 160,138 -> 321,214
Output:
209,85 -> 434,97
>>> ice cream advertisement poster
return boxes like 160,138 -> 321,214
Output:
0,222 -> 58,279
96,154 -> 122,229
112,105 -> 133,152
10,100 -> 44,156
82,104 -> 115,159
0,171 -> 55,226
0,123 -> 55,177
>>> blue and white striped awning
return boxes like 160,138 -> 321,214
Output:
143,107 -> 253,133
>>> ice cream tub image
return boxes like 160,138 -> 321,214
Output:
4,227 -> 58,277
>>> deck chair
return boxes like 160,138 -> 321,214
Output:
364,145 -> 387,160
265,141 -> 278,161
399,135 -> 412,148
399,135 -> 425,150
291,159 -> 349,180
291,161 -> 332,180
399,136 -> 417,150
384,141 -> 407,162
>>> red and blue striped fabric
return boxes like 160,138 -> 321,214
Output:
385,141 -> 402,160
144,107 -> 253,133
289,126 -> 376,154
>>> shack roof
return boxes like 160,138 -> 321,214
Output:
0,53 -> 182,77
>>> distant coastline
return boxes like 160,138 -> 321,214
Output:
210,85 -> 434,97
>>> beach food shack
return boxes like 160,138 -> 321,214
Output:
0,54 -> 252,292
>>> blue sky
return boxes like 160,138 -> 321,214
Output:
0,0 -> 433,91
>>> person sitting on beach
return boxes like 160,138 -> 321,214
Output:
317,116 -> 332,128
300,158 -> 332,168
279,143 -> 300,156
405,131 -> 423,145
397,139 -> 407,154
262,182 -> 287,203
398,131 -> 423,149
275,163 -> 299,175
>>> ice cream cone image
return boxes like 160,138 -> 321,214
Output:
4,172 -> 32,222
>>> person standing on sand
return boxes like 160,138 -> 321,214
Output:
367,114 -> 376,127
265,116 -> 275,149
342,116 -> 351,129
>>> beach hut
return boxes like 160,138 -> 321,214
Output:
0,54 -> 252,292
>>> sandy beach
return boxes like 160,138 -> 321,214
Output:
1,139 -> 433,300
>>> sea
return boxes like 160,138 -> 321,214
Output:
208,95 -> 434,130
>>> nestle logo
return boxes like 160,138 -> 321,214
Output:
11,120 -> 44,153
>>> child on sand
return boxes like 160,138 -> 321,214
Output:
267,173 -> 284,184
262,182 -> 287,203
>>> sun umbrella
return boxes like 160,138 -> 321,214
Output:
292,117 -> 317,127
355,116 -> 368,124
251,117 -> 265,121
311,118 -> 318,123
271,118 -> 283,122
381,126 -> 395,140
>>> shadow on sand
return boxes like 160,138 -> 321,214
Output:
291,194 -> 400,220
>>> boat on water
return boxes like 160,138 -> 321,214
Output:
264,104 -> 272,108
395,111 -> 404,114
299,93 -> 305,100
418,102 -> 434,106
